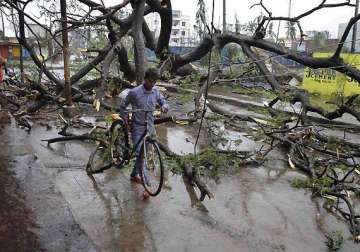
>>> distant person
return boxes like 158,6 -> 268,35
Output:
0,56 -> 6,88
120,68 -> 169,199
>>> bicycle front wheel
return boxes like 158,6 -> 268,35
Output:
140,138 -> 164,196
109,120 -> 130,167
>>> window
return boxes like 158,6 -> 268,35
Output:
181,31 -> 186,36
172,30 -> 179,35
182,22 -> 186,27
173,20 -> 179,26
172,11 -> 180,18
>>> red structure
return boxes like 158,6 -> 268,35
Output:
0,43 -> 9,59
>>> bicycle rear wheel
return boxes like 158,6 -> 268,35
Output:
140,138 -> 164,196
86,145 -> 112,174
109,120 -> 130,167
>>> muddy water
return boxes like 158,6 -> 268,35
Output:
3,113 -> 359,251
156,123 -> 208,155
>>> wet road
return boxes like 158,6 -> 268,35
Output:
1,109 -> 359,251
0,113 -> 95,252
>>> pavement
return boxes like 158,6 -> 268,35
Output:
0,111 -> 95,251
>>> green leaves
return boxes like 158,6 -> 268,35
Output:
325,231 -> 344,252
164,148 -> 244,179
290,177 -> 333,196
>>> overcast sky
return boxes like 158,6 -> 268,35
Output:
5,0 -> 356,38
170,0 -> 355,38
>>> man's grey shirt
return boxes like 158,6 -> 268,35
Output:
120,84 -> 168,135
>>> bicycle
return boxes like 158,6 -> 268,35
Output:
86,109 -> 165,197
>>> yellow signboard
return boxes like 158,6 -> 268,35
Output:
12,46 -> 21,58
302,53 -> 360,97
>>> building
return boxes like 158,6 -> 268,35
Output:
170,10 -> 191,47
146,13 -> 161,38
304,30 -> 330,40
26,24 -> 47,39
0,35 -> 33,60
0,23 -> 48,60
283,38 -> 340,54
305,39 -> 340,54
69,28 -> 91,50
224,23 -> 241,33
146,10 -> 194,47
338,22 -> 360,52
0,35 -> 47,61
281,28 -> 337,54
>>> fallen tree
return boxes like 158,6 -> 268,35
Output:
4,0 -> 360,242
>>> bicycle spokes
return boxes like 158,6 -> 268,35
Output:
110,121 -> 129,167
141,140 -> 164,196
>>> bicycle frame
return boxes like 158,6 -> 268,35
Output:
88,109 -> 162,180
117,110 -> 155,166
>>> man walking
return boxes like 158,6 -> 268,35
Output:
120,68 -> 168,199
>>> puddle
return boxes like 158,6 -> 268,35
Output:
156,123 -> 208,155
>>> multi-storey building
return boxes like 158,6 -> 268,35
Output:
338,22 -> 360,52
304,30 -> 330,40
146,10 -> 194,47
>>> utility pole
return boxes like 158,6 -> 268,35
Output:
0,8 -> 5,37
351,0 -> 359,53
48,20 -> 54,63
223,0 -> 226,33
287,0 -> 292,39
60,0 -> 72,108
18,5 -> 25,84
276,20 -> 281,43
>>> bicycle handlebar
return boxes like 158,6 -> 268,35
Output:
124,109 -> 159,113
